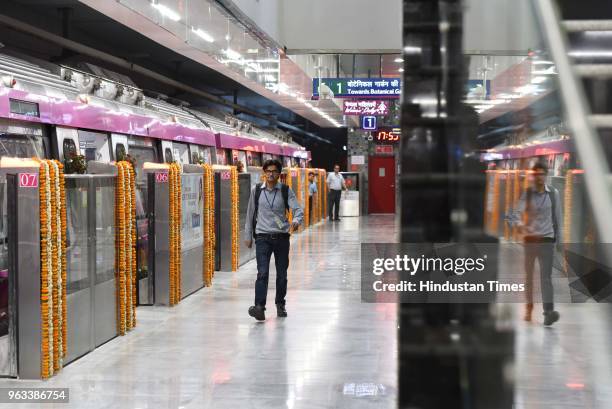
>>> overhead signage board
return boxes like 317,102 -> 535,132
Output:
313,78 -> 401,99
362,116 -> 377,131
343,100 -> 390,116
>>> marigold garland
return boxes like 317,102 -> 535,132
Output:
168,163 -> 182,305
303,169 -> 310,228
37,159 -> 67,379
130,165 -> 137,328
201,164 -> 215,286
295,169 -> 301,231
115,161 -> 137,334
503,171 -> 512,240
230,166 -> 239,271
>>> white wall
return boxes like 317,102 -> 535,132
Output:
463,0 -> 541,54
229,0 -> 283,44
228,0 -> 540,53
280,0 -> 402,51
226,0 -> 402,51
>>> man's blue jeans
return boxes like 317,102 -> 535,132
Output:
254,234 -> 290,307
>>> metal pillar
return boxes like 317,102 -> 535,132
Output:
399,1 -> 513,408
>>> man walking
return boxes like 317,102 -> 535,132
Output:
308,171 -> 317,221
245,159 -> 304,321
510,162 -> 562,326
326,164 -> 346,221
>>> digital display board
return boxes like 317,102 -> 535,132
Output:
373,128 -> 401,143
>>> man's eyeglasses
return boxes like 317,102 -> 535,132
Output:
264,169 -> 280,175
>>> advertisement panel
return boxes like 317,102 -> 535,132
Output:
181,174 -> 204,251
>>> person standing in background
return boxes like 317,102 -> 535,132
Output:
326,164 -> 346,221
308,172 -> 317,220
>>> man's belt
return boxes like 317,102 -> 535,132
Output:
255,233 -> 290,239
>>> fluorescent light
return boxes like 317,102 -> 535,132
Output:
151,3 -> 181,21
394,58 -> 404,63
398,68 -> 405,72
191,27 -> 214,43
569,50 -> 612,58
531,76 -> 547,84
403,46 -> 422,54
532,60 -> 554,65
247,62 -> 261,72
584,31 -> 612,37
224,48 -> 243,60
247,48 -> 259,54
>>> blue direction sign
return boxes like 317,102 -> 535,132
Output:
362,116 -> 378,131
313,78 -> 401,99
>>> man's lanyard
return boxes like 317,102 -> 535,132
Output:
263,188 -> 278,210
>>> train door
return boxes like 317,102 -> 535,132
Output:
216,148 -> 229,165
56,127 -> 80,164
127,137 -> 158,305
77,130 -> 111,163
160,140 -> 174,163
0,120 -> 46,376
110,134 -> 129,161
172,142 -> 189,165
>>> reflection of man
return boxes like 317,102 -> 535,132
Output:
245,160 -> 304,321
308,172 -> 317,220
326,164 -> 346,221
510,163 -> 562,326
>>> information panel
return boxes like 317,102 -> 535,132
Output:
313,78 -> 401,99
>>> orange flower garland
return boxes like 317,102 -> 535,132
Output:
130,165 -> 137,328
230,166 -> 239,271
115,161 -> 136,334
58,161 -> 67,358
201,164 -> 215,286
303,169 -> 310,228
38,159 -> 67,379
168,163 -> 182,305
39,161 -> 51,379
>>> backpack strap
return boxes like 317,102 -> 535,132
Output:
547,185 -> 559,241
252,183 -> 262,238
281,184 -> 289,213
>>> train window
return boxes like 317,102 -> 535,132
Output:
249,152 -> 262,167
164,148 -> 174,163
0,134 -> 44,158
115,143 -> 127,161
62,138 -> 77,160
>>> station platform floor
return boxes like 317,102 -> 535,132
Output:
1,215 -> 611,408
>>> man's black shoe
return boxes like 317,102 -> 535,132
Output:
248,305 -> 265,321
543,310 -> 560,326
334,218 -> 341,221
276,304 -> 287,318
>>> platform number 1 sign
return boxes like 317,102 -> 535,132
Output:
362,116 -> 377,131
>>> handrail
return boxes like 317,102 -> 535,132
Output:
533,0 -> 612,244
